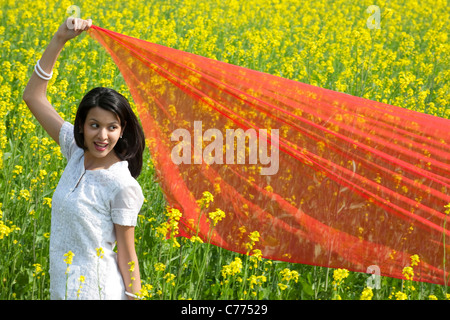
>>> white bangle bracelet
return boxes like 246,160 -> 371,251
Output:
125,291 -> 141,299
34,64 -> 51,80
36,59 -> 53,77
34,59 -> 53,80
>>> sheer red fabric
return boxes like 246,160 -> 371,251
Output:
88,25 -> 450,285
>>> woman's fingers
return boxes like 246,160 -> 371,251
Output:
73,18 -> 80,31
68,17 -> 92,31
84,19 -> 92,31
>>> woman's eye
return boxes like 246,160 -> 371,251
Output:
90,123 -> 99,128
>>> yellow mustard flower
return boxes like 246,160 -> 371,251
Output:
138,283 -> 154,299
360,287 -> 373,300
444,203 -> 450,215
32,263 -> 43,278
402,266 -> 414,281
164,272 -> 176,286
63,251 -> 75,265
197,191 -> 214,209
208,208 -> 226,226
332,268 -> 349,286
278,283 -> 288,291
43,197 -> 52,208
395,291 -> 408,300
280,268 -> 299,283
247,274 -> 267,290
410,254 -> 420,267
154,262 -> 166,272
221,257 -> 243,279
96,247 -> 104,259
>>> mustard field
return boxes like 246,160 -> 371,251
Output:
0,0 -> 449,300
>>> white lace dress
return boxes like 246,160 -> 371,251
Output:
49,121 -> 144,300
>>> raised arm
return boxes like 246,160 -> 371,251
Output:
22,17 -> 92,145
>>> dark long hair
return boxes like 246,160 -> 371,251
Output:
74,87 -> 145,178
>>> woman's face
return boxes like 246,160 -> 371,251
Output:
82,106 -> 123,161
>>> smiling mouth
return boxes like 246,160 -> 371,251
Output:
94,142 -> 108,151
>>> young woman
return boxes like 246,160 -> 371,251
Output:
23,17 -> 146,300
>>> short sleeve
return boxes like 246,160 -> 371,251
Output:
111,184 -> 144,226
59,121 -> 78,160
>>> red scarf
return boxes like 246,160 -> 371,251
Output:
88,25 -> 450,285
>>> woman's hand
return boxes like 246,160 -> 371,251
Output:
54,17 -> 93,43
